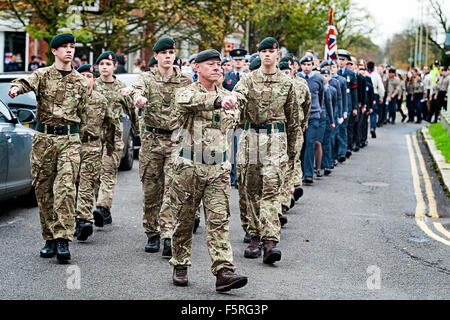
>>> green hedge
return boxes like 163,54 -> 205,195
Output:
428,123 -> 450,163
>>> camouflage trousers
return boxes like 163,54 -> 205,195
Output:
140,131 -> 175,240
95,132 -> 123,209
280,132 -> 304,208
75,140 -> 102,222
169,157 -> 235,276
30,132 -> 81,241
237,130 -> 288,243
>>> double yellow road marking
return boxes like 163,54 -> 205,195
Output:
406,134 -> 450,246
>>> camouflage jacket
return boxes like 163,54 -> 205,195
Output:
232,68 -> 300,158
130,67 -> 193,131
80,89 -> 116,152
174,82 -> 239,157
95,76 -> 138,136
292,76 -> 311,130
10,64 -> 87,126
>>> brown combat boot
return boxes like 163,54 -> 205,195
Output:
262,240 -> 281,265
173,267 -> 188,287
215,268 -> 248,292
244,236 -> 262,259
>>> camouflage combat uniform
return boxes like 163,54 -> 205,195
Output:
94,76 -> 137,210
280,76 -> 311,208
169,82 -> 238,275
76,89 -> 116,222
10,65 -> 88,241
233,68 -> 300,243
130,67 -> 192,240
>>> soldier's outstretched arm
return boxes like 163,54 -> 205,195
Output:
9,70 -> 42,97
175,87 -> 225,112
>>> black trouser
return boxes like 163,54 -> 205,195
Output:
396,98 -> 407,120
347,108 -> 360,150
360,110 -> 369,144
413,93 -> 423,123
429,91 -> 447,122
378,95 -> 387,125
406,94 -> 415,121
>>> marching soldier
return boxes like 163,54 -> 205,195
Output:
129,37 -> 193,257
170,49 -> 248,292
8,33 -> 88,262
93,51 -> 138,228
74,64 -> 116,242
233,37 -> 300,264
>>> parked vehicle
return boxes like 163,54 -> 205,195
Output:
0,72 -> 135,171
0,98 -> 36,203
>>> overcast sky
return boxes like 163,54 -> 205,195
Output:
359,0 -> 450,47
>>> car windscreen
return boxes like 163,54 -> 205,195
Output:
0,82 -> 37,112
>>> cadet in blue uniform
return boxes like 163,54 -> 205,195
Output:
336,49 -> 358,161
298,55 -> 324,184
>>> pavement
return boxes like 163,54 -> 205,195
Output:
0,121 -> 449,301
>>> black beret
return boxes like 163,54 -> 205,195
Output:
320,60 -> 330,68
221,57 -> 232,65
148,56 -> 157,67
229,49 -> 247,60
249,57 -> 261,71
195,49 -> 221,63
50,33 -> 75,49
300,56 -> 314,64
258,37 -> 279,51
280,55 -> 294,64
77,64 -> 95,74
153,37 -> 176,53
320,68 -> 330,75
174,56 -> 182,67
278,61 -> 291,71
96,51 -> 116,65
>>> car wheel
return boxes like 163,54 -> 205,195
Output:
119,133 -> 134,171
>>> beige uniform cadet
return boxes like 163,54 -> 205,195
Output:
130,67 -> 192,246
233,37 -> 300,265
94,76 -> 137,214
76,88 -> 116,223
11,65 -> 87,243
280,75 -> 311,212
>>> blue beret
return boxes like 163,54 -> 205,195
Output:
320,60 -> 330,68
300,56 -> 314,64
50,33 -> 75,49
221,57 -> 232,65
320,68 -> 330,75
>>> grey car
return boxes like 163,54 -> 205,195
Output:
0,72 -> 135,171
0,99 -> 35,203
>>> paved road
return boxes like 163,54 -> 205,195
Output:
0,122 -> 449,300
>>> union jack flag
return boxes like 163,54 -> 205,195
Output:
324,7 -> 338,61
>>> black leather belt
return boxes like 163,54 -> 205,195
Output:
179,148 -> 227,165
145,126 -> 174,135
81,135 -> 99,143
36,122 -> 79,135
244,122 -> 285,134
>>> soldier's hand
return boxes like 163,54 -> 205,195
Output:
369,108 -> 373,114
135,96 -> 147,109
330,123 -> 336,129
222,96 -> 237,110
352,109 -> 357,116
8,86 -> 19,98
343,113 -> 348,120
121,87 -> 132,97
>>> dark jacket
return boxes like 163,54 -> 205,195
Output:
114,54 -> 127,74
338,67 -> 358,112
297,72 -> 324,120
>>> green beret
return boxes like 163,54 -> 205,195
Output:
153,37 -> 176,53
95,51 -> 116,65
50,33 -> 75,49
278,61 -> 291,71
195,49 -> 221,63
258,37 -> 279,51
280,55 -> 294,65
77,64 -> 95,74
249,57 -> 261,71
148,56 -> 157,67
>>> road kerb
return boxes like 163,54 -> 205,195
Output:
421,127 -> 450,193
